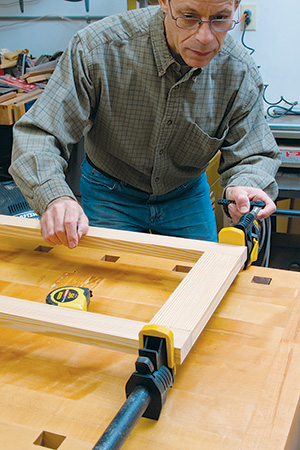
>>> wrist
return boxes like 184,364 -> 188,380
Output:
46,196 -> 76,210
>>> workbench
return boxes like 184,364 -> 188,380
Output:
0,221 -> 300,449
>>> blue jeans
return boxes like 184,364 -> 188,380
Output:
80,156 -> 217,242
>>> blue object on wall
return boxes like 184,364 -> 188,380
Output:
65,0 -> 89,13
19,0 -> 90,13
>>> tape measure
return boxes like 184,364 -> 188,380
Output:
46,286 -> 92,311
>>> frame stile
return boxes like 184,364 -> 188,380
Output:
0,215 -> 247,365
150,251 -> 246,363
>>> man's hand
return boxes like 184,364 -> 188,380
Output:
40,196 -> 89,248
225,186 -> 276,224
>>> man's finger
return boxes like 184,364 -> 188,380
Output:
256,201 -> 276,220
63,202 -> 89,248
77,213 -> 89,239
228,204 -> 242,224
64,213 -> 80,249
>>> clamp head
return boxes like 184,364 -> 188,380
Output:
125,325 -> 176,420
138,325 -> 175,372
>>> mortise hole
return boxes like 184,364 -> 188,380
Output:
33,431 -> 66,449
172,265 -> 192,273
251,276 -> 272,285
101,255 -> 120,262
35,246 -> 53,253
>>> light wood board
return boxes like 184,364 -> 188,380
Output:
0,259 -> 299,448
0,214 -> 246,364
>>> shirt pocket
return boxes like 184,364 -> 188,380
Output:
171,122 -> 229,170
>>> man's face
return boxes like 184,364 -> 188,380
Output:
159,0 -> 240,68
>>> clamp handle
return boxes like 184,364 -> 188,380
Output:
218,199 -> 265,218
218,199 -> 264,269
218,199 -> 265,208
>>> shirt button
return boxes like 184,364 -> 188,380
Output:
167,120 -> 173,125
155,177 -> 160,182
174,85 -> 179,90
159,149 -> 163,155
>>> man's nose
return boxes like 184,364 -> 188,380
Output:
194,21 -> 214,44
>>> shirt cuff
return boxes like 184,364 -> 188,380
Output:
33,179 -> 77,215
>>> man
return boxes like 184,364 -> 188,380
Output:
10,0 -> 281,248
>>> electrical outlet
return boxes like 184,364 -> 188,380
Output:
240,4 -> 257,31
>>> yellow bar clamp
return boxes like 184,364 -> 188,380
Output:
127,0 -> 137,9
139,324 -> 175,371
218,226 -> 259,267
218,226 -> 245,247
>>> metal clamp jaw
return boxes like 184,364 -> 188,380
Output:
218,200 -> 265,269
125,325 -> 175,420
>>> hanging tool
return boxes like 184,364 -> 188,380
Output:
46,286 -> 92,311
64,0 -> 89,12
218,199 -> 265,269
92,325 -> 175,450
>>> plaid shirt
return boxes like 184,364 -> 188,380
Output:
10,6 -> 280,215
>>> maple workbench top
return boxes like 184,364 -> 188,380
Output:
0,228 -> 299,449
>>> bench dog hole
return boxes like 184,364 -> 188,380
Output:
251,276 -> 272,285
33,431 -> 66,449
101,254 -> 120,262
172,265 -> 192,273
34,246 -> 53,253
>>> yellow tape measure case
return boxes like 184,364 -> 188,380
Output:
46,286 -> 92,311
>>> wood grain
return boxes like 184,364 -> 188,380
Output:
0,214 -> 246,260
0,215 -> 246,363
0,267 -> 299,448
0,216 -> 299,448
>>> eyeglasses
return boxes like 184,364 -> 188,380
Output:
168,0 -> 240,32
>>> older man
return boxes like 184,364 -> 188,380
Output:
10,0 -> 280,248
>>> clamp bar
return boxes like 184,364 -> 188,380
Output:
273,209 -> 300,218
92,386 -> 151,450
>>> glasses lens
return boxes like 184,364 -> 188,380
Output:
176,17 -> 200,29
211,19 -> 235,32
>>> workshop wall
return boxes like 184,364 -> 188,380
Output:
231,0 -> 300,111
0,0 -> 127,56
0,0 -> 299,107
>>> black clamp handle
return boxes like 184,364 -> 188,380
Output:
218,199 -> 265,218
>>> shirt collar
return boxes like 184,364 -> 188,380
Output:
150,8 -> 174,77
149,8 -> 201,79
